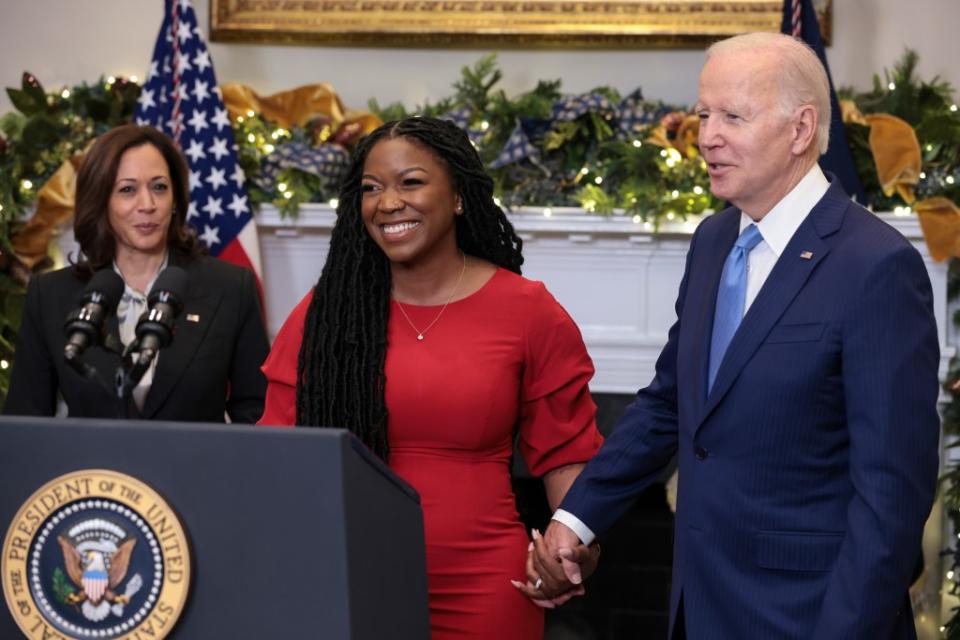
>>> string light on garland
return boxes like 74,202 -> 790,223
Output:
632,140 -> 642,148
888,81 -> 896,91
329,198 -> 339,208
0,359 -> 7,371
543,207 -> 553,217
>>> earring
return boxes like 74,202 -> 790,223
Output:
455,205 -> 463,215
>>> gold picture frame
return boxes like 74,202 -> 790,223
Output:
210,0 -> 832,48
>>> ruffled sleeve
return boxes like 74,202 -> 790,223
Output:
518,282 -> 603,476
258,291 -> 313,427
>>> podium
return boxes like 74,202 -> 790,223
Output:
0,416 -> 429,639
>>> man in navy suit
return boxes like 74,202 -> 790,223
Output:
522,32 -> 940,639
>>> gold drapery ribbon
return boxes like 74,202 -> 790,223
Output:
645,114 -> 700,158
221,83 -> 381,143
841,103 -> 921,203
915,197 -> 960,262
12,147 -> 88,269
863,113 -> 922,203
841,100 -> 957,261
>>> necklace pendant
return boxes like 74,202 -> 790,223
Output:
417,334 -> 424,341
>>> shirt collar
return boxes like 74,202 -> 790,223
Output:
739,164 -> 830,257
113,253 -> 169,299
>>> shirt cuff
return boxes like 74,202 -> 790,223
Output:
552,509 -> 596,545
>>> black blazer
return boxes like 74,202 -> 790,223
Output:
3,252 -> 269,423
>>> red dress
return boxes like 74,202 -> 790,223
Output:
260,268 -> 603,639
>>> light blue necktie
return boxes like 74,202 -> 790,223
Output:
708,224 -> 763,392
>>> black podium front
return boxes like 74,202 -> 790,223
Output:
0,416 -> 429,639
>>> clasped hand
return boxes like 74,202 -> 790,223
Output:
510,522 -> 600,608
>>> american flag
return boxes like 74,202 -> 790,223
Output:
134,0 -> 262,289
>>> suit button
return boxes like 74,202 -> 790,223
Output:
695,446 -> 708,460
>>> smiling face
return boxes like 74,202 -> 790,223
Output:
107,143 -> 174,262
696,50 -> 808,219
360,136 -> 462,267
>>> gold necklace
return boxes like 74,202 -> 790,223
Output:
393,252 -> 467,342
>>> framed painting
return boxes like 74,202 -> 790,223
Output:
209,0 -> 831,47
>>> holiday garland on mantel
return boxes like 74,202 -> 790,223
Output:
2,58 -> 960,622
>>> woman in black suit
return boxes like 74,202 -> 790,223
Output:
3,125 -> 268,422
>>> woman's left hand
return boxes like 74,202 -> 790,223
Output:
510,529 -> 599,607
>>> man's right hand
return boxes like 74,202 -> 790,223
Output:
511,521 -> 600,605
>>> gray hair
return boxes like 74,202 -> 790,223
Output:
706,32 -> 831,155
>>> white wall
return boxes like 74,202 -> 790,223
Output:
1,0 -> 957,119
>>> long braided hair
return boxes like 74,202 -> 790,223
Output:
296,117 -> 524,460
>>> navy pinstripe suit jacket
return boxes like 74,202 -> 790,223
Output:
561,181 -> 940,639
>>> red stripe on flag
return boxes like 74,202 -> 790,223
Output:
220,237 -> 265,312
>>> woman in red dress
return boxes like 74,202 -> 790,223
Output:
259,116 -> 602,638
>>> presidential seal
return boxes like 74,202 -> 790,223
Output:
2,470 -> 190,639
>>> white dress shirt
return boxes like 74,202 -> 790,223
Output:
114,255 -> 168,412
553,164 -> 831,545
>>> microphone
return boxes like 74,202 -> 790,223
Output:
134,266 -> 188,365
122,266 -> 188,391
63,268 -> 125,367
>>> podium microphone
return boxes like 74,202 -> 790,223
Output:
130,265 -> 188,374
63,268 -> 125,368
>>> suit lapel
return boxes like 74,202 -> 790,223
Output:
141,258 -> 222,418
696,184 -> 848,432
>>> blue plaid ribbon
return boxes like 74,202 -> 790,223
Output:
259,142 -> 350,190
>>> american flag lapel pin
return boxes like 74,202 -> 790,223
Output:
800,251 -> 813,260
186,314 -> 200,323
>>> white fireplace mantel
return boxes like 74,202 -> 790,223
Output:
257,205 -> 952,394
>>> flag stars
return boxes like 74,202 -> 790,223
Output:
193,50 -> 211,73
175,83 -> 190,104
211,108 -> 230,132
188,170 -> 202,192
186,201 -> 199,221
205,167 -> 227,191
230,165 -> 246,189
185,140 -> 206,163
193,79 -> 210,104
227,194 -> 249,217
199,225 -> 220,247
202,195 -> 224,219
137,88 -> 156,110
175,52 -> 192,75
147,61 -> 159,81
176,20 -> 194,44
187,110 -> 208,133
208,137 -> 229,162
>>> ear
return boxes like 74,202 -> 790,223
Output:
790,104 -> 819,156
